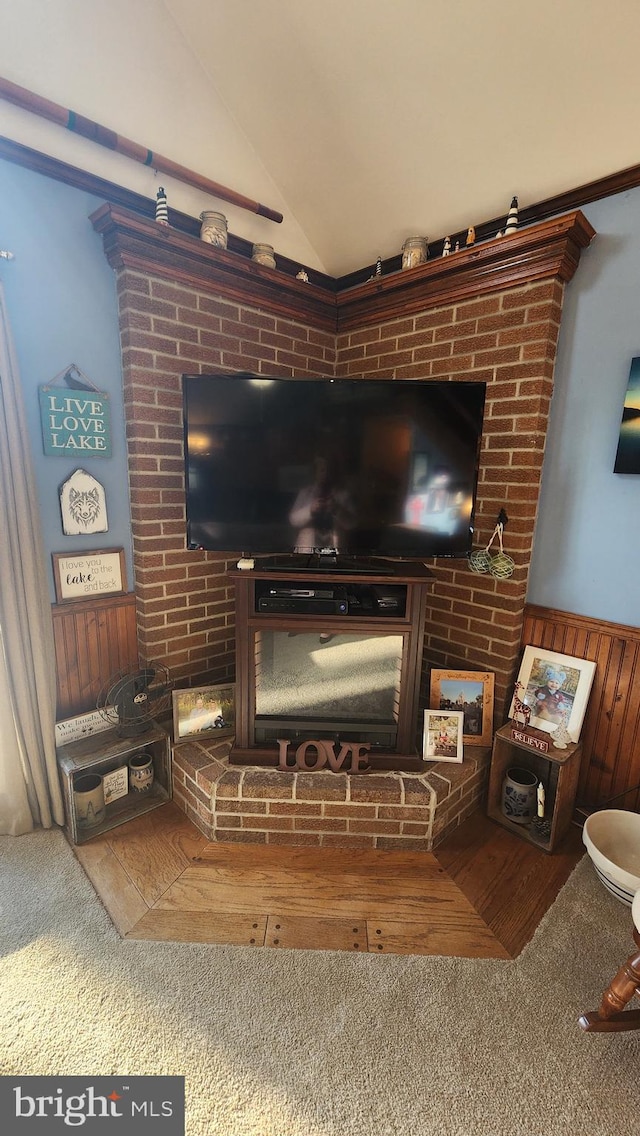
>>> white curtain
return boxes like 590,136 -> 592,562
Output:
0,282 -> 64,834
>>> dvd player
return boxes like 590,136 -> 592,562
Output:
258,596 -> 348,614
268,586 -> 335,598
258,583 -> 348,615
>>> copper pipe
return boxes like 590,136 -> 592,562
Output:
0,75 -> 283,223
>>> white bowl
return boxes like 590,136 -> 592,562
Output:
583,809 -> 640,906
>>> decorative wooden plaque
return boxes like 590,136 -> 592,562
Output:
40,386 -> 112,456
510,727 -> 550,754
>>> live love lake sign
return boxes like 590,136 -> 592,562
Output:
39,387 -> 112,456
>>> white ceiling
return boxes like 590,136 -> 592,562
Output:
163,0 -> 640,275
1,1 -> 639,277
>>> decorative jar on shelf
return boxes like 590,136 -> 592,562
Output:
501,766 -> 537,825
251,243 -> 276,268
128,750 -> 154,794
74,773 -> 106,829
199,211 -> 228,248
401,235 -> 428,270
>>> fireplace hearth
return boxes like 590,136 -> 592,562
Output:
172,733 -> 491,850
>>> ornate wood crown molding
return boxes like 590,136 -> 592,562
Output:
90,203 -> 338,331
91,203 -> 595,334
336,212 -> 596,331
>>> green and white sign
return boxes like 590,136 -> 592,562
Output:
39,386 -> 112,456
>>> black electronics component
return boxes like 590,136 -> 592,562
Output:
268,586 -> 335,598
258,595 -> 348,615
369,585 -> 406,615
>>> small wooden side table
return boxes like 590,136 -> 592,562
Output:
486,722 -> 582,853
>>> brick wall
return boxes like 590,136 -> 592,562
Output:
116,264 -> 564,728
336,280 -> 564,718
117,267 -> 336,685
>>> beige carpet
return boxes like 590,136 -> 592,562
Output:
1,829 -> 638,1136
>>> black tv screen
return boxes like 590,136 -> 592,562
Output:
183,375 -> 486,561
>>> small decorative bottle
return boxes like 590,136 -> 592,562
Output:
251,243 -> 276,268
199,211 -> 228,248
401,236 -> 428,270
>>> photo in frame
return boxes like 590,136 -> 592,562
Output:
508,646 -> 596,741
429,669 -> 495,746
423,710 -> 464,763
172,683 -> 236,742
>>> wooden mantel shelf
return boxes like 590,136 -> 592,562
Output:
90,202 -> 338,332
336,211 -> 596,330
91,203 -> 595,334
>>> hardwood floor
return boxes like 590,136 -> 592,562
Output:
74,802 -> 584,959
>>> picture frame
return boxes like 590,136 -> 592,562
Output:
102,766 -> 129,805
509,646 -> 596,742
172,682 -> 236,742
423,709 -> 464,763
51,548 -> 126,603
614,355 -> 640,473
429,669 -> 495,746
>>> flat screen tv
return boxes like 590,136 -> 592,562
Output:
183,374 -> 486,566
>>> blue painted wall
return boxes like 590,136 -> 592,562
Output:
0,160 -> 133,601
527,189 -> 640,626
1,157 -> 638,626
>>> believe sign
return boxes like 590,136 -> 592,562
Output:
39,387 -> 112,457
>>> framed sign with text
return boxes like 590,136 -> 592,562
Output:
55,708 -> 112,745
52,548 -> 127,603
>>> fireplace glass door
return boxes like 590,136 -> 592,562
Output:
254,629 -> 404,748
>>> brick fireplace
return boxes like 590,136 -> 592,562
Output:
92,205 -> 594,847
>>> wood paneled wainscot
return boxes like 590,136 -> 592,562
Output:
52,592 -> 139,720
521,604 -> 640,813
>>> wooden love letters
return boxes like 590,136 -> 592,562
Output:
277,738 -> 372,773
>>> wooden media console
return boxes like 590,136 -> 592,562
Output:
228,561 -> 434,772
